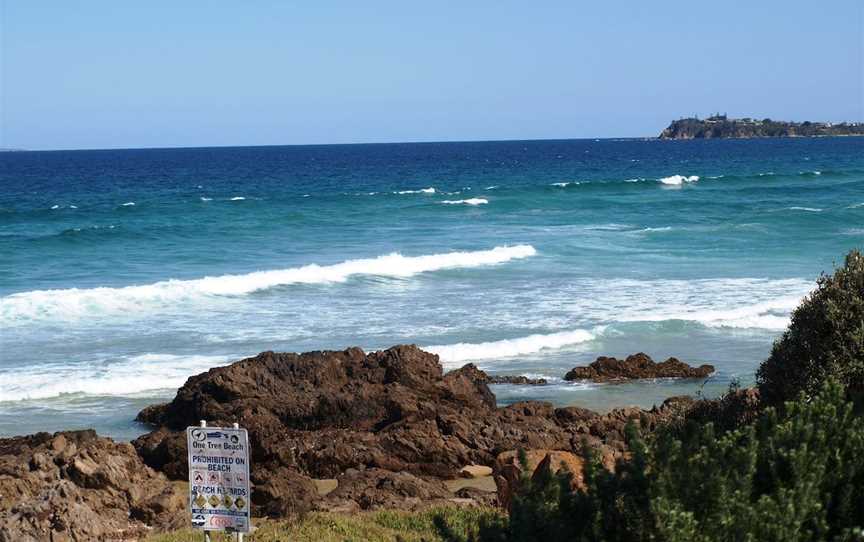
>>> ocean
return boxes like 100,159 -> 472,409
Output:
1,137 -> 862,440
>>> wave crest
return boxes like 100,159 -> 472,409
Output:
441,198 -> 488,206
659,175 -> 699,186
0,245 -> 537,323
425,328 -> 598,367
396,187 -> 436,194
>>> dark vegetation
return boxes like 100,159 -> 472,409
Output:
483,249 -> 864,542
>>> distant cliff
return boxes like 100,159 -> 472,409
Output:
659,115 -> 864,139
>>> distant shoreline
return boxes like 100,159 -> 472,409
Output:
659,115 -> 864,140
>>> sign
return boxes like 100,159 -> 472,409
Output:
187,425 -> 251,533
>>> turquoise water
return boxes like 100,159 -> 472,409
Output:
1,137 -> 862,439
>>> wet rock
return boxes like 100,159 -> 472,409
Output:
487,375 -> 548,385
564,353 -> 715,382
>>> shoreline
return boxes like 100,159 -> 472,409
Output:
0,344 -> 715,538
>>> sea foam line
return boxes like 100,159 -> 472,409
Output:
0,245 -> 537,323
425,327 -> 599,368
619,295 -> 806,331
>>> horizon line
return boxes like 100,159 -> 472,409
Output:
1,134 -> 663,153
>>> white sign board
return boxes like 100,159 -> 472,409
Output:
187,426 -> 251,533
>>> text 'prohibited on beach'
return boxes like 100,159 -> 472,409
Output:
186,425 -> 251,533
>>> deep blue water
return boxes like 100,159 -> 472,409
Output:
1,137 -> 862,439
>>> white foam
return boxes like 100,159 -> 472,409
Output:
619,293 -> 807,331
0,245 -> 537,323
50,205 -> 60,210
582,223 -> 632,231
659,175 -> 699,186
441,198 -> 488,206
395,187 -> 436,194
485,185 -> 499,190
0,353 -> 232,402
425,328 -> 598,368
635,226 -> 674,233
788,206 -> 823,212
229,196 -> 246,201
200,197 -> 212,201
121,202 -> 136,207
551,182 -> 572,187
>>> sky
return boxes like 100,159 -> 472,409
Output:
1,1 -> 862,150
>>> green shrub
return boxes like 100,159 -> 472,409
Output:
757,249 -> 864,406
491,380 -> 864,542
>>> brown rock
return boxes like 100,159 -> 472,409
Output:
453,486 -> 498,507
493,449 -> 585,509
0,430 -> 183,541
564,353 -> 714,382
460,465 -> 493,478
320,468 -> 451,511
130,344 -> 699,517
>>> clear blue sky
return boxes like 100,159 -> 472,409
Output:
2,1 -> 862,150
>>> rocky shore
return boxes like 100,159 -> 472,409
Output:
0,345 -> 709,540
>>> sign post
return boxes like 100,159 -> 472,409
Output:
188,420 -> 251,540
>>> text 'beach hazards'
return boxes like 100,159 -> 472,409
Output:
187,423 -> 251,533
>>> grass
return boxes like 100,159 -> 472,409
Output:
146,506 -> 505,542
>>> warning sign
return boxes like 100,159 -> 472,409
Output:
187,426 -> 251,533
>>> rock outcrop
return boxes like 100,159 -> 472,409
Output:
133,345 -> 694,517
493,449 -> 586,510
0,430 -> 185,542
485,374 -> 548,385
564,353 -> 714,382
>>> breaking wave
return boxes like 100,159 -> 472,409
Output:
619,295 -> 806,331
787,206 -> 823,212
0,245 -> 537,323
425,328 -> 599,367
395,187 -> 436,194
659,175 -> 699,186
441,198 -> 488,205
0,353 -> 232,402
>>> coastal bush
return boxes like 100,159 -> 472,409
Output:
757,249 -> 864,406
492,380 -> 864,542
